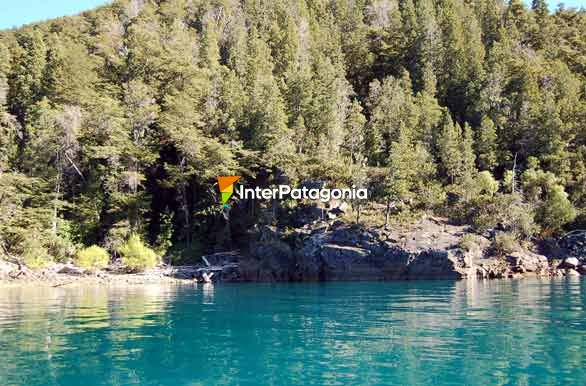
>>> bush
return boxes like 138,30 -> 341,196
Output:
458,234 -> 478,252
22,237 -> 52,268
458,193 -> 539,239
493,233 -> 519,255
75,245 -> 110,270
118,234 -> 159,272
538,185 -> 576,233
475,171 -> 499,196
47,234 -> 76,263
522,168 -> 577,234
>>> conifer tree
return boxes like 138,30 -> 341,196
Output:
475,115 -> 498,171
413,0 -> 441,94
343,100 -> 367,163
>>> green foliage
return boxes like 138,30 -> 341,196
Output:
154,210 -> 174,259
386,131 -> 443,209
475,116 -> 498,172
538,185 -> 577,233
0,0 -> 584,262
437,112 -> 476,184
461,193 -> 540,239
522,167 -> 577,233
475,171 -> 499,197
118,234 -> 159,272
493,232 -> 520,255
21,237 -> 52,269
459,234 -> 478,252
75,245 -> 110,270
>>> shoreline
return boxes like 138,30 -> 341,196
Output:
0,273 -> 196,288
0,265 -> 581,288
2,216 -> 585,286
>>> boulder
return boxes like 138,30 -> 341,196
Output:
560,257 -> 580,269
246,241 -> 294,281
506,251 -> 549,273
0,260 -> 18,279
405,250 -> 465,279
577,265 -> 586,275
57,264 -> 86,275
566,269 -> 581,277
259,225 -> 280,243
559,232 -> 586,261
330,228 -> 360,246
318,244 -> 378,280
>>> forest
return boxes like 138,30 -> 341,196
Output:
0,0 -> 585,268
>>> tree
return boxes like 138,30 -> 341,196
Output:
244,31 -> 294,166
386,128 -> 440,213
475,115 -> 498,171
413,0 -> 441,94
0,0 -> 585,266
522,166 -> 576,233
116,79 -> 160,233
366,74 -> 418,165
343,100 -> 367,163
8,29 -> 47,124
437,111 -> 476,185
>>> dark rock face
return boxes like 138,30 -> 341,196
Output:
292,219 -> 478,281
560,257 -> 580,269
239,240 -> 295,281
205,217 -> 580,282
295,234 -> 462,280
559,231 -> 586,262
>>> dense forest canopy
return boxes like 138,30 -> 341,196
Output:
0,0 -> 585,266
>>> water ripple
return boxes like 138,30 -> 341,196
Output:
0,279 -> 584,386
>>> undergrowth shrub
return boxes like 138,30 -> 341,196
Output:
75,245 -> 109,270
22,237 -> 52,268
118,234 -> 159,272
493,233 -> 520,255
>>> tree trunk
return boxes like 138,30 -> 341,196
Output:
384,199 -> 391,230
52,172 -> 61,235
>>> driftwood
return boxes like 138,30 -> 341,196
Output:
202,272 -> 214,283
196,263 -> 239,283
52,280 -> 75,288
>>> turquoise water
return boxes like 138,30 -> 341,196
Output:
0,279 -> 585,386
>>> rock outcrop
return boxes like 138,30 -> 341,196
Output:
232,216 -> 560,282
2,218 -> 583,285
559,231 -> 586,262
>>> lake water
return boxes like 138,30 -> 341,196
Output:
0,278 -> 585,385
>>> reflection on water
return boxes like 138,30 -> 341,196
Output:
0,279 -> 584,386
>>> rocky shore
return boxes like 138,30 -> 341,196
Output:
0,262 -> 196,287
238,216 -> 586,281
1,217 -> 585,286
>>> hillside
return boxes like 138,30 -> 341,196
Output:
0,0 -> 585,267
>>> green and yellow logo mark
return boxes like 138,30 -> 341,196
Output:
217,176 -> 241,207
